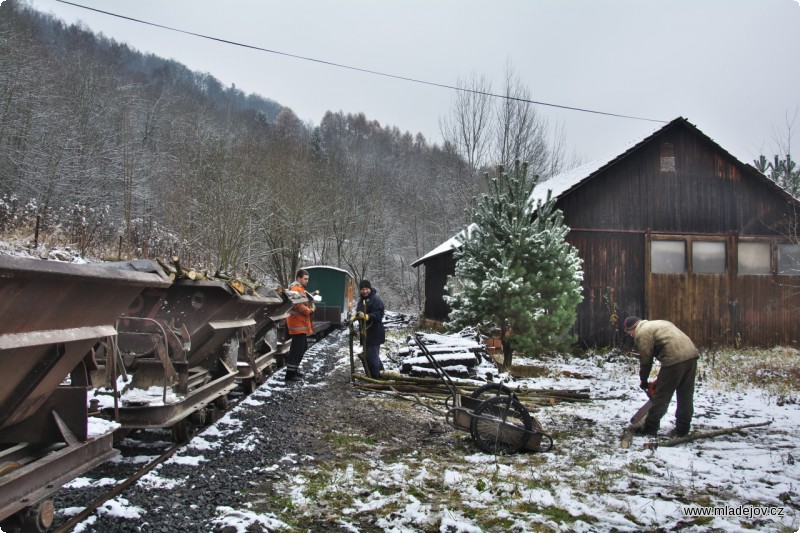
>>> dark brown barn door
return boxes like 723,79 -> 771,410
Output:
645,234 -> 734,346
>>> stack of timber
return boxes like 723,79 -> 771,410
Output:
398,331 -> 487,379
353,372 -> 591,407
383,311 -> 415,329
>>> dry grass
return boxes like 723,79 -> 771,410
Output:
704,346 -> 800,401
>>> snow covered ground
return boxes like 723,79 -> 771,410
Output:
2,243 -> 795,530
210,336 -> 800,532
10,317 -> 800,532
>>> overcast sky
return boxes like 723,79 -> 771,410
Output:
22,0 -> 800,165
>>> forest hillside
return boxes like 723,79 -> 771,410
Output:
0,0 -> 485,310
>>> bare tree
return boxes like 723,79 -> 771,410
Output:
439,73 -> 493,174
494,62 -> 550,175
442,64 -> 578,184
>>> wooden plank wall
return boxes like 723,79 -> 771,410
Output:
422,253 -> 455,321
566,231 -> 644,349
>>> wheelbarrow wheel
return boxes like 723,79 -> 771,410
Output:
470,395 -> 532,454
470,382 -> 514,400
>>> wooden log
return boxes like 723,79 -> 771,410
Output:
229,279 -> 246,295
351,374 -> 589,406
156,258 -> 176,276
643,421 -> 772,449
165,255 -> 202,281
171,255 -> 183,275
375,371 -> 453,386
409,365 -> 471,379
354,383 -> 453,394
238,276 -> 262,295
353,372 -> 590,399
400,354 -> 478,373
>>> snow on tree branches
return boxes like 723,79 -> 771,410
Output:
444,161 -> 583,366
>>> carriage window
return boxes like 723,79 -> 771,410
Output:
738,242 -> 771,275
651,240 -> 686,273
777,244 -> 800,275
693,241 -> 726,274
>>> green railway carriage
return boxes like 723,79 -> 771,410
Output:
305,266 -> 355,328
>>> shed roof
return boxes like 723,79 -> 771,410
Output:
412,116 -> 788,267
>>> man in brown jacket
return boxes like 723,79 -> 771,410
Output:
624,316 -> 699,437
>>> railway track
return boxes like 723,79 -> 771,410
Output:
52,440 -> 183,533
52,382 -> 263,533
47,332 -> 345,532
0,256 -> 359,531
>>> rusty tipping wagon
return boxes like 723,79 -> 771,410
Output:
412,333 -> 553,455
94,260 -> 290,442
0,255 -> 172,531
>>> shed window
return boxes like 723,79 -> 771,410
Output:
660,142 -> 675,172
777,244 -> 800,275
651,240 -> 685,273
738,242 -> 771,275
692,241 -> 726,274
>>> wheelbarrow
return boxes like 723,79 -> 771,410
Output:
413,333 -> 553,454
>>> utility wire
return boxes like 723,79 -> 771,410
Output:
56,0 -> 667,124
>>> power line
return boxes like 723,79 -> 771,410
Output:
55,0 -> 667,124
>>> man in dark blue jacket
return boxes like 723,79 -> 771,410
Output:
355,279 -> 385,378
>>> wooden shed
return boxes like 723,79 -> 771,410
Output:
412,117 -> 800,348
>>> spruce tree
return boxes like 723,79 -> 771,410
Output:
444,161 -> 583,366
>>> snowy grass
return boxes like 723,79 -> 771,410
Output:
251,344 -> 800,532
705,346 -> 800,399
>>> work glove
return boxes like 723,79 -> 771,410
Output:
639,381 -> 649,392
356,312 -> 369,321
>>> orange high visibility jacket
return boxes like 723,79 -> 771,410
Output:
285,282 -> 314,335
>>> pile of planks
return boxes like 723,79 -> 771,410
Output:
396,331 -> 487,379
361,331 -> 591,406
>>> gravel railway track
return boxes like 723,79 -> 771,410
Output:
49,330 -> 346,532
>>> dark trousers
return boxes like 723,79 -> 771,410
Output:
645,357 -> 698,434
365,344 -> 384,378
286,334 -> 307,373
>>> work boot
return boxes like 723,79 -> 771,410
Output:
667,428 -> 689,438
284,371 -> 302,382
634,426 -> 658,437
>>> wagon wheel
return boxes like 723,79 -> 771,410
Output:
214,394 -> 229,411
17,499 -> 55,532
190,408 -> 207,426
242,377 -> 258,395
470,382 -> 514,400
469,395 -> 532,454
171,418 -> 197,443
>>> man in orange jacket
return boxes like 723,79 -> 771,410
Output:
285,268 -> 315,381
